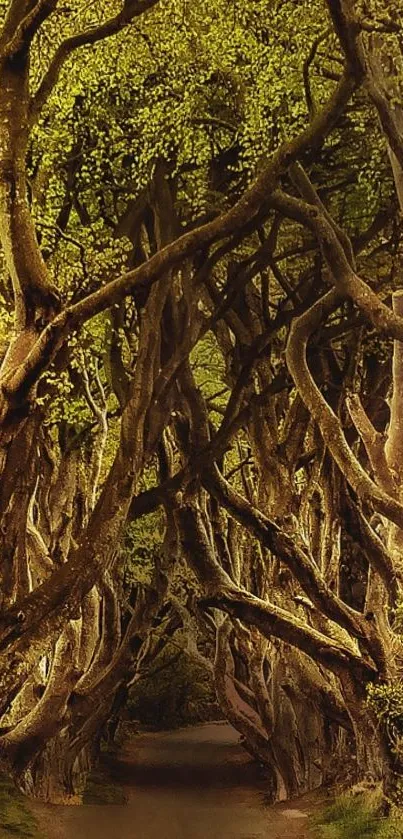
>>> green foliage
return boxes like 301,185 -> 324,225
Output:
122,509 -> 164,587
0,775 -> 38,838
128,644 -> 217,730
29,0 -> 382,248
191,331 -> 229,423
37,368 -> 92,427
367,681 -> 403,762
312,796 -> 403,839
392,595 -> 403,637
0,0 -> 394,438
367,682 -> 403,735
366,682 -> 403,805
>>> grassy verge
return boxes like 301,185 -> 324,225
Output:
0,774 -> 39,838
82,770 -> 127,805
312,795 -> 403,839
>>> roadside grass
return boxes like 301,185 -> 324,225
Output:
82,770 -> 127,805
0,774 -> 39,838
312,796 -> 403,839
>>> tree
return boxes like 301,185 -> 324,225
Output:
0,0 -> 402,804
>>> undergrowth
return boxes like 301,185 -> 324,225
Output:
0,774 -> 38,838
82,770 -> 127,805
312,796 -> 403,839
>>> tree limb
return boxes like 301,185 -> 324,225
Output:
0,69 -> 356,422
270,189 -> 403,342
346,393 -> 395,496
201,588 -> 377,683
0,0 -> 59,59
203,466 -> 374,649
175,498 -> 377,683
286,289 -> 403,531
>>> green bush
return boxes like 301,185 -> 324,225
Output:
312,796 -> 403,839
367,682 -> 403,739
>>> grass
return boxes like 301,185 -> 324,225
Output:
0,774 -> 39,838
82,770 -> 127,805
312,796 -> 403,839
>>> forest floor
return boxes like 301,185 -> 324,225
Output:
30,722 -> 321,838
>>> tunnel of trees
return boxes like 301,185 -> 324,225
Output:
0,0 -> 403,807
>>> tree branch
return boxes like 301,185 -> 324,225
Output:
203,466 -> 373,648
302,30 -> 330,118
0,69 -> 357,421
345,497 -> 400,609
346,392 -> 395,496
175,498 -> 377,684
0,0 -> 59,60
269,189 -> 403,342
285,289 -> 403,531
325,1 -> 403,173
324,0 -> 366,80
201,588 -> 377,683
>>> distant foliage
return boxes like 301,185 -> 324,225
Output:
122,510 -> 164,587
128,646 -> 218,730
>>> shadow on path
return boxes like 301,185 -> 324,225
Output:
31,722 -> 314,839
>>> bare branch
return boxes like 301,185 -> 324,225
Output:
175,497 -> 377,683
213,618 -> 271,762
81,356 -> 108,513
202,588 -> 377,683
286,289 -> 403,531
346,392 -> 396,496
324,0 -> 366,80
385,292 -> 403,479
346,498 -> 400,609
204,466 -> 374,649
288,161 -> 355,267
269,189 -> 403,343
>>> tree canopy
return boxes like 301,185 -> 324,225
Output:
0,0 -> 402,805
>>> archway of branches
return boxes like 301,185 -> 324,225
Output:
0,0 -> 402,806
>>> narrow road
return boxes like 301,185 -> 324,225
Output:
32,723 -> 313,838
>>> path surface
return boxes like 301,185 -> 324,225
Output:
32,723 -> 314,839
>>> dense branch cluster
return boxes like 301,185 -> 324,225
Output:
0,0 -> 402,803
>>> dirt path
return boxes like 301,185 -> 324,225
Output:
31,723 -> 315,838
